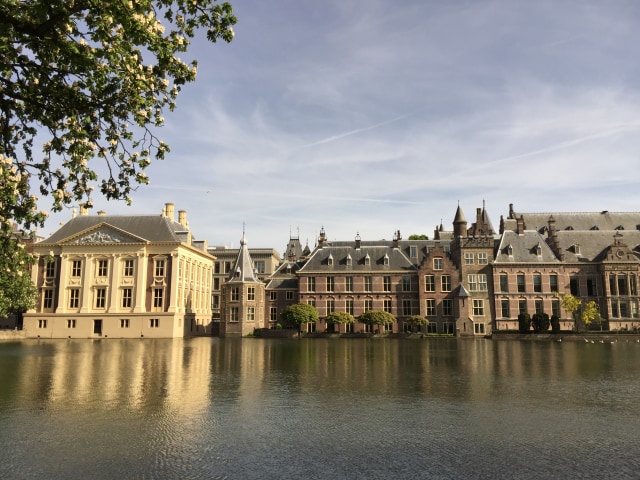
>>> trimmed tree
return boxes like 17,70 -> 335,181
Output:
550,315 -> 561,334
325,311 -> 355,325
358,310 -> 396,333
582,300 -> 603,331
405,314 -> 429,333
531,313 -> 551,333
518,312 -> 531,334
280,303 -> 319,332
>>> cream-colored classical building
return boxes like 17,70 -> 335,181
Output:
23,203 -> 214,338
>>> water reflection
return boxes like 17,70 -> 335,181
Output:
1,338 -> 640,479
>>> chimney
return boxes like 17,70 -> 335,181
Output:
355,233 -> 361,250
516,215 -> 525,235
80,206 -> 88,216
318,226 -> 326,248
392,230 -> 400,248
178,210 -> 187,228
165,202 -> 175,221
97,210 -> 106,216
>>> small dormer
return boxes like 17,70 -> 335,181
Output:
506,244 -> 513,256
535,242 -> 542,256
327,253 -> 334,266
364,253 -> 370,266
574,243 -> 581,255
346,254 -> 352,266
383,253 -> 389,266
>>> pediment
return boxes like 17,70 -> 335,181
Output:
59,223 -> 147,245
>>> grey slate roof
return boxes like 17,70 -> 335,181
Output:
226,233 -> 260,283
495,230 -> 561,264
554,230 -> 640,263
38,214 -> 195,245
516,211 -> 640,234
298,243 -> 415,273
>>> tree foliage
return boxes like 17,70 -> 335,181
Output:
325,311 -> 355,325
408,234 -> 428,240
1,1 -> 236,315
0,256 -> 37,317
280,303 -> 319,326
358,310 -> 396,326
518,312 -> 531,334
2,1 -> 236,227
556,292 -> 600,332
550,314 -> 561,334
581,300 -> 602,329
531,312 -> 550,333
406,314 -> 429,326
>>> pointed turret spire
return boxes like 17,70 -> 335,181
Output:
453,202 -> 467,237
228,228 -> 259,283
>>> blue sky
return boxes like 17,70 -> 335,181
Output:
43,0 -> 640,251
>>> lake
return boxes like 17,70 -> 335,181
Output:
1,337 -> 639,479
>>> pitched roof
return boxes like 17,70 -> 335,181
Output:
495,230 -> 561,264
299,243 -> 415,273
38,214 -> 194,245
515,211 -> 640,233
226,232 -> 260,283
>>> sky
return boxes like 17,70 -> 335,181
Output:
42,0 -> 640,252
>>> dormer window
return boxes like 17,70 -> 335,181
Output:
615,225 -> 624,230
346,254 -> 352,266
536,243 -> 542,256
574,244 -> 581,255
507,244 -> 513,256
364,253 -> 371,266
383,253 -> 389,266
327,254 -> 334,266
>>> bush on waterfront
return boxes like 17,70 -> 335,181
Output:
325,311 -> 355,325
358,310 -> 396,328
531,313 -> 550,333
518,312 -> 531,334
280,303 -> 319,331
550,315 -> 561,333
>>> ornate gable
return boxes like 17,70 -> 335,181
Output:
59,223 -> 147,245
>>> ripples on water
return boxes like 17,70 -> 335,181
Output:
0,338 -> 639,479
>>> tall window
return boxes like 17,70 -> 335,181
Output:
501,299 -> 510,318
473,299 -> 485,316
95,288 -> 106,308
69,288 -> 80,309
326,277 -> 335,292
517,274 -> 525,293
477,252 -> 488,265
123,259 -> 134,277
433,258 -> 443,271
346,299 -> 354,315
478,274 -> 488,291
500,274 -> 509,293
402,299 -> 412,316
551,299 -> 560,318
155,259 -> 165,277
518,299 -> 527,315
247,287 -> 255,301
410,246 -> 417,258
442,299 -> 453,316
286,291 -> 294,301
570,276 -> 579,295
425,299 -> 436,316
270,291 -> 277,301
364,277 -> 372,292
425,275 -> 435,292
230,307 -> 239,322
441,275 -> 451,292
307,277 -> 316,292
586,277 -> 597,296
535,299 -> 543,315
364,298 -> 373,312
270,307 -> 278,321
122,288 -> 132,308
231,287 -> 239,301
617,275 -> 628,296
464,253 -> 474,265
346,276 -> 353,292
533,274 -> 542,293
247,307 -> 255,321
550,274 -> 558,292
383,299 -> 392,313
153,288 -> 163,309
45,260 -> 56,278
255,261 -> 265,274
43,289 -> 54,309
383,276 -> 391,292
71,260 -> 82,277
326,299 -> 335,314
98,259 -> 108,277
402,276 -> 411,292
213,278 -> 220,290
